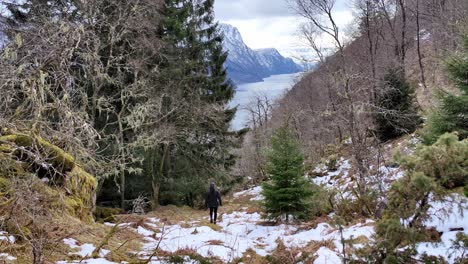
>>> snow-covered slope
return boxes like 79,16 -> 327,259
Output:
219,23 -> 302,85
219,23 -> 268,84
255,48 -> 301,75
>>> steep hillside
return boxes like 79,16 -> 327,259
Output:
220,23 -> 302,84
264,0 -> 468,162
1,134 -> 465,264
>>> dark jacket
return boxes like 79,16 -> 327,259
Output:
206,188 -> 222,208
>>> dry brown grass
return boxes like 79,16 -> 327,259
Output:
153,247 -> 225,264
2,185 -> 273,263
304,239 -> 336,253
144,205 -> 209,225
295,216 -> 332,233
233,248 -> 269,264
206,239 -> 224,246
72,217 -> 143,262
1,214 -> 144,263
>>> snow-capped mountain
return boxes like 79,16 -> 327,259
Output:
219,23 -> 302,85
255,48 -> 301,75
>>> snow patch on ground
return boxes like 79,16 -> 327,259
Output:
314,247 -> 341,264
233,186 -> 263,201
57,259 -> 117,264
0,253 -> 16,261
136,208 -> 375,263
414,194 -> 468,263
0,231 -> 15,244
59,238 -> 110,263
416,231 -> 465,264
312,157 -> 405,201
425,194 -> 468,232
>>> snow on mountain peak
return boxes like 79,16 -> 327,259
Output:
219,23 -> 244,45
219,23 -> 302,84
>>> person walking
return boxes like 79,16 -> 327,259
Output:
205,182 -> 222,224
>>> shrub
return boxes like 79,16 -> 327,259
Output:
397,133 -> 468,189
355,173 -> 442,263
326,154 -> 338,171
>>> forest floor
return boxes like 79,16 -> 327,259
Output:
0,135 -> 467,264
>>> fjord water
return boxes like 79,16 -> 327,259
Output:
229,73 -> 301,130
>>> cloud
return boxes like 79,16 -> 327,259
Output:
214,0 -> 351,21
215,0 -> 355,61
214,0 -> 295,21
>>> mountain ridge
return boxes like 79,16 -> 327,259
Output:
219,23 -> 302,85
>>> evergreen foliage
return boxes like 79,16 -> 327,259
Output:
356,173 -> 441,263
397,133 -> 468,189
358,134 -> 467,263
262,126 -> 313,221
131,0 -> 238,207
424,36 -> 468,144
0,0 -> 238,208
374,67 -> 421,141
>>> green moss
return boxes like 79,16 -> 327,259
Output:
35,135 -> 75,172
66,166 -> 97,221
0,177 -> 10,191
0,130 -> 97,222
0,152 -> 26,179
0,144 -> 13,153
0,134 -> 33,146
0,132 -> 75,173
93,207 -> 121,223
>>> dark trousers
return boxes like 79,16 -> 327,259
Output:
209,207 -> 218,223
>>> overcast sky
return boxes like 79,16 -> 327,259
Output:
214,0 -> 355,60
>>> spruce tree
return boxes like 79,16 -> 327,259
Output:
374,67 -> 421,141
147,0 -> 237,206
424,36 -> 468,144
262,126 -> 312,221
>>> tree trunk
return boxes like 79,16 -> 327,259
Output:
398,0 -> 407,71
120,168 -> 125,210
415,0 -> 428,91
152,143 -> 169,206
152,182 -> 160,206
32,243 -> 44,264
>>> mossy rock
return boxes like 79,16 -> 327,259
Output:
0,134 -> 34,146
0,132 -> 75,173
94,207 -> 121,223
0,130 -> 97,222
65,166 -> 97,221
